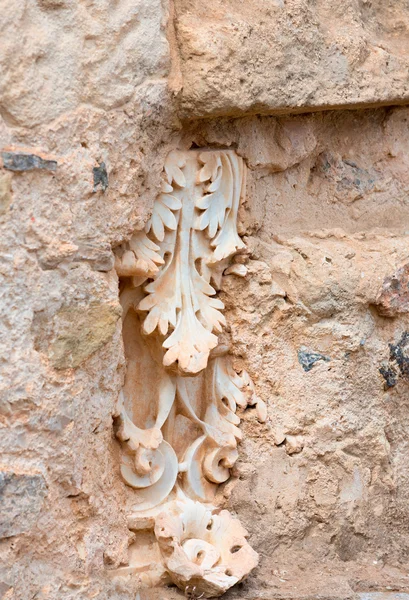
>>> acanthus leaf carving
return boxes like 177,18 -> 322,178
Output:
112,149 -> 262,597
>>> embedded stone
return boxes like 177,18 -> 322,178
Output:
93,162 -> 108,192
2,151 -> 57,172
376,264 -> 409,317
389,332 -> 409,378
298,347 -> 330,372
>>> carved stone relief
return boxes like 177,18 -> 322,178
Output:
113,149 -> 264,597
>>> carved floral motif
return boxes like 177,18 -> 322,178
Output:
155,499 -> 259,598
113,149 -> 264,597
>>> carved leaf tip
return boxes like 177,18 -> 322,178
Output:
163,314 -> 218,375
146,193 -> 182,242
165,150 -> 187,188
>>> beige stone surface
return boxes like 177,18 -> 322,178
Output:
174,0 -> 409,118
2,1 -> 409,599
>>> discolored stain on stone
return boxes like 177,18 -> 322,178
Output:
93,162 -> 108,192
48,302 -> 121,369
37,0 -> 68,8
298,346 -> 331,372
33,302 -> 122,369
2,151 -> 57,172
334,526 -> 367,562
375,264 -> 409,317
0,470 -> 47,538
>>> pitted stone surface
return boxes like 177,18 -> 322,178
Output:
174,0 -> 409,118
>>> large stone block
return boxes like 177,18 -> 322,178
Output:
174,0 -> 409,118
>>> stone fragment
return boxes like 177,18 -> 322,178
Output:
0,470 -> 47,538
298,347 -> 330,372
224,263 -> 248,277
389,332 -> 409,378
375,264 -> 409,317
270,281 -> 286,298
46,302 -> 121,369
256,399 -> 267,423
1,151 -> 57,172
378,332 -> 409,389
272,427 -> 286,446
38,241 -> 115,272
236,117 -> 317,172
93,162 -> 108,192
38,241 -> 79,270
285,435 -> 304,455
379,365 -> 398,389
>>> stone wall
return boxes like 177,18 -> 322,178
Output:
1,1 -> 409,599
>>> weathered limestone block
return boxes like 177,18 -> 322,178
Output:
174,0 -> 409,118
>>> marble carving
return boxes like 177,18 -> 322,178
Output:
114,149 -> 263,597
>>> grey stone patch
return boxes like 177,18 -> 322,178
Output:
315,151 -> 378,202
389,331 -> 409,378
298,346 -> 331,372
93,162 -> 108,192
380,331 -> 409,389
379,364 -> 398,389
2,152 -> 57,172
0,470 -> 47,538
